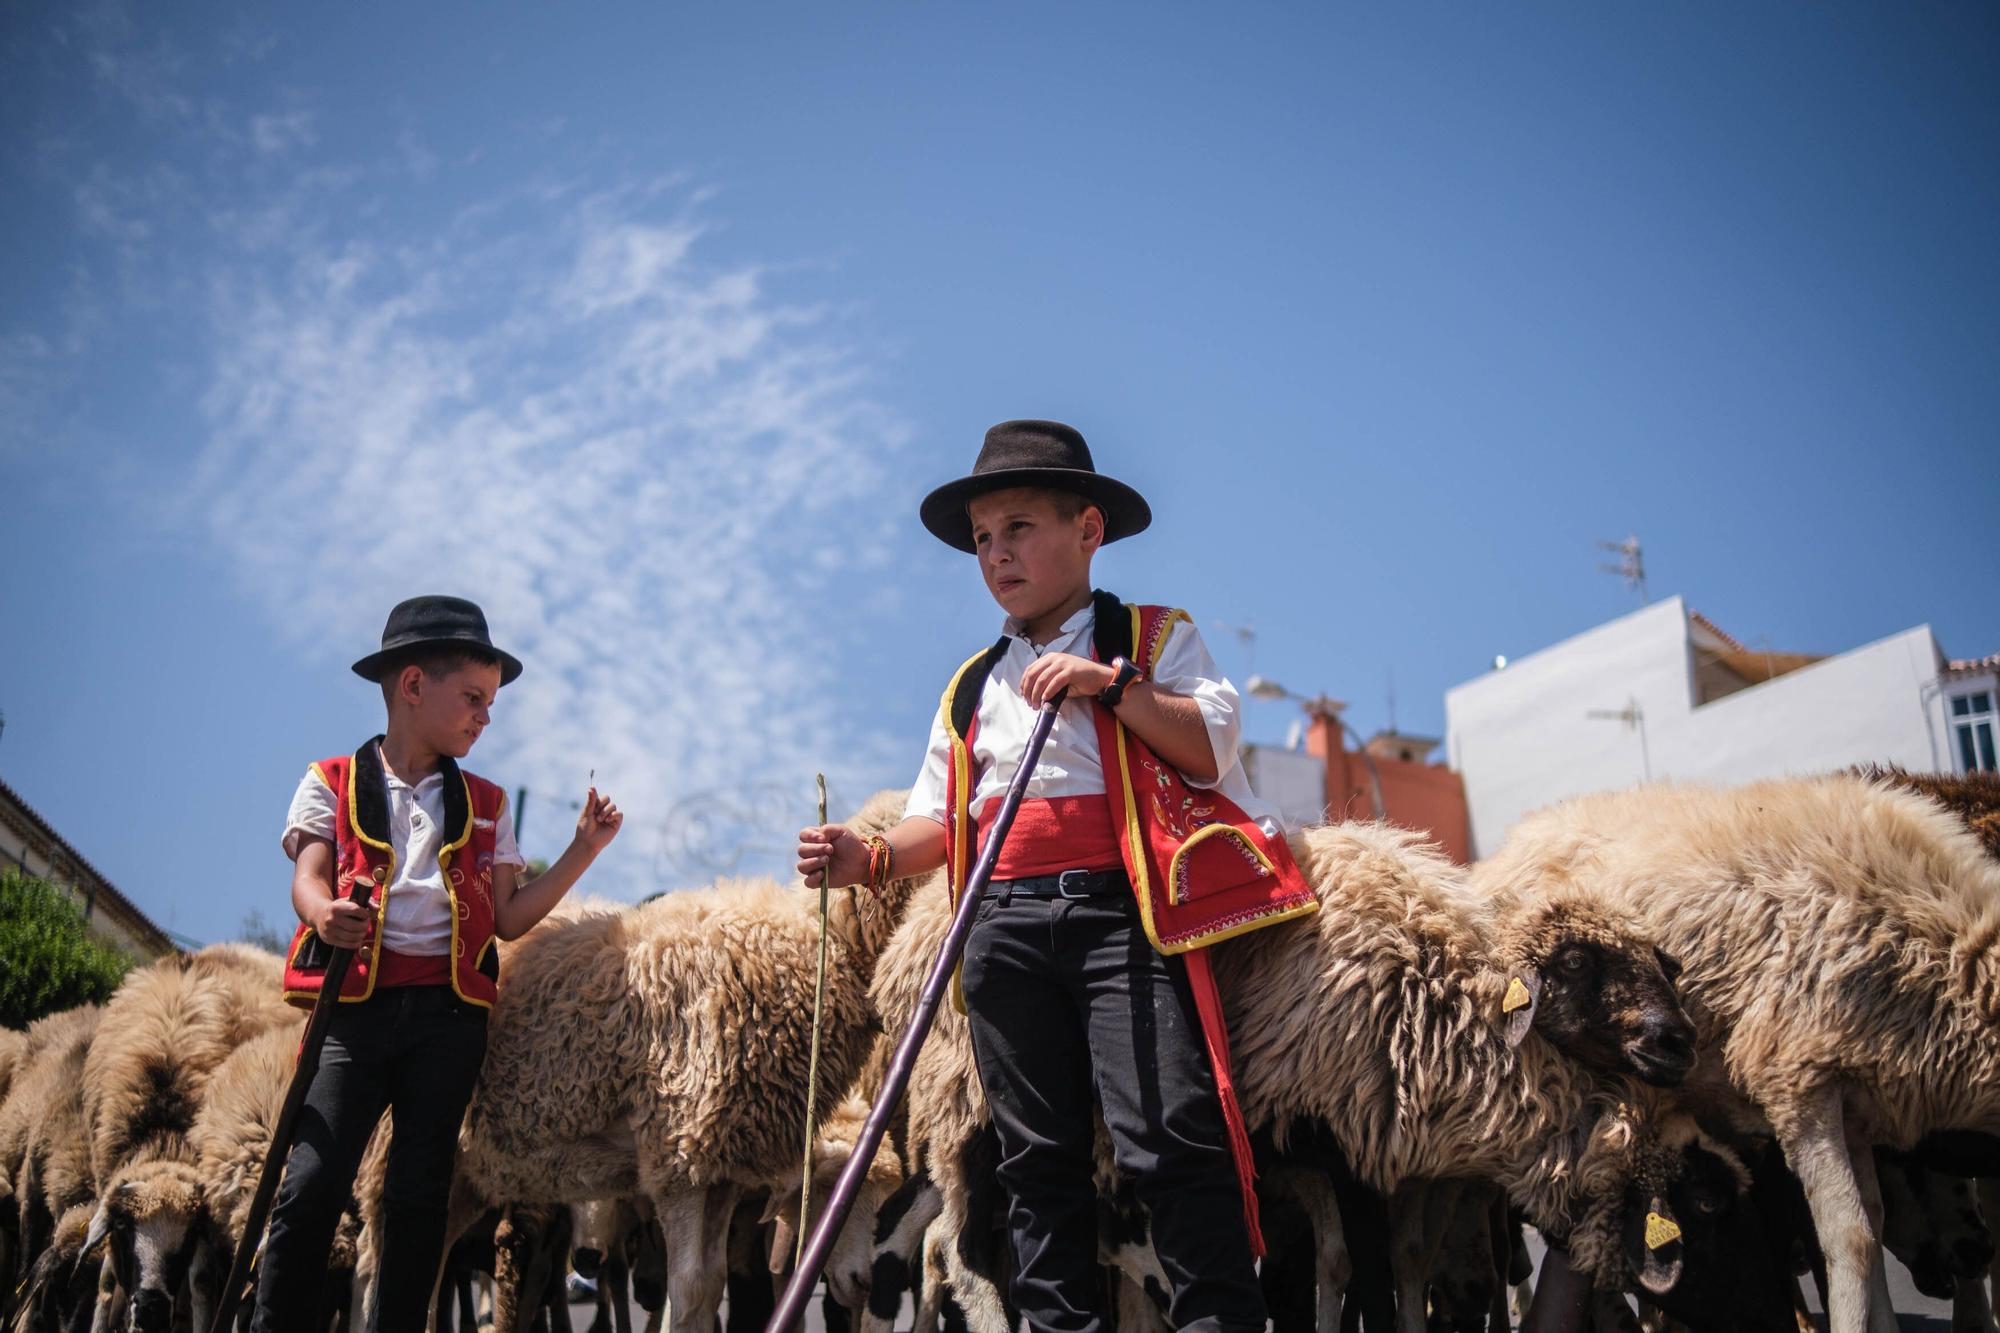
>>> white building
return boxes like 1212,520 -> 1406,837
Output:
1444,596 -> 1997,860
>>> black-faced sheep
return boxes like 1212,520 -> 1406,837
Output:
1472,775 -> 2000,1333
441,790 -> 922,1333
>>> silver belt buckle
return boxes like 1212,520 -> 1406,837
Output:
1056,869 -> 1096,899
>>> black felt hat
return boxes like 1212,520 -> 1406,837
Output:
919,420 -> 1151,554
351,595 -> 523,686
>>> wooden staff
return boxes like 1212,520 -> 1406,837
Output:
208,879 -> 376,1333
765,691 -> 1067,1333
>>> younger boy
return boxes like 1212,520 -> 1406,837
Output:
255,595 -> 622,1332
799,422 -> 1317,1333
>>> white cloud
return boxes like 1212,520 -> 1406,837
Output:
249,109 -> 315,156
190,174 -> 909,894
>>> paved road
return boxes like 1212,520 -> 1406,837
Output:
569,1255 -> 1985,1331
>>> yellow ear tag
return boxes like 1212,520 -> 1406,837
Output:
1644,1211 -> 1682,1250
1502,977 -> 1532,1013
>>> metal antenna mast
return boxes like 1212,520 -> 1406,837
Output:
1595,535 -> 1648,602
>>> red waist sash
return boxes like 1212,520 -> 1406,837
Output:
976,795 -> 1124,879
373,946 -> 453,989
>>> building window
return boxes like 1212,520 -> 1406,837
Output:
1952,691 -> 1997,773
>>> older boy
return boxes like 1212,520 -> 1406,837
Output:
255,595 -> 622,1333
799,422 -> 1317,1333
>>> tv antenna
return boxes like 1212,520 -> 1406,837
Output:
1212,619 -> 1257,675
1595,535 -> 1648,602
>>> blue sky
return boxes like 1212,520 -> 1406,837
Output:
3,2 -> 1996,946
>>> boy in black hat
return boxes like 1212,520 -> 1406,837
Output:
799,423 -> 1318,1333
253,595 -> 622,1332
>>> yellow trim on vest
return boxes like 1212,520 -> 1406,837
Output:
1113,604 -> 1169,952
940,646 -> 999,1015
310,762 -> 334,792
441,770 -> 491,1008
1165,822 -> 1276,907
343,751 -> 395,1003
1149,897 -> 1320,955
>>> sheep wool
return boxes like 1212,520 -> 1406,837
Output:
1473,775 -> 2000,1333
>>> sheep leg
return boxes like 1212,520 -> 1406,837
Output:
1848,1132 -> 1901,1333
1387,1180 -> 1432,1333
1952,1272 -> 1998,1333
1275,1166 -> 1351,1333
1775,1087 -> 1896,1333
655,1185 -> 738,1333
1985,1178 -> 2000,1317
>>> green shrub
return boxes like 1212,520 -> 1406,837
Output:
0,867 -> 135,1029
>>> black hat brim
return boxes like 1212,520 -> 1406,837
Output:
920,467 -> 1152,554
352,635 -> 524,687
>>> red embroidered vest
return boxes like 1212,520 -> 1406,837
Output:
281,739 -> 507,1010
938,591 -> 1319,1254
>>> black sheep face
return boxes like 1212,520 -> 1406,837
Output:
1623,1140 -> 1797,1333
1501,902 -> 1697,1087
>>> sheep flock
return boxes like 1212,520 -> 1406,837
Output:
2,768 -> 1997,1333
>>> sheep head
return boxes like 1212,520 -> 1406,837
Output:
84,1153 -> 211,1333
16,1202 -> 104,1332
1565,1107 -> 1796,1332
1492,892 -> 1696,1088
763,1096 -> 906,1312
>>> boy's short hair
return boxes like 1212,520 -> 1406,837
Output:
1015,487 -> 1102,527
380,645 -> 504,705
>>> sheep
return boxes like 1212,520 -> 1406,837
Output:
573,1196 -> 651,1333
0,1004 -> 102,1310
1471,774 -> 2000,1333
864,820 -> 1696,1332
437,789 -> 924,1333
1877,1149 -> 1994,1320
11,1202 -> 101,1333
78,943 -> 292,1331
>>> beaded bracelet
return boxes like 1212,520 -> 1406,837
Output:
862,833 -> 895,891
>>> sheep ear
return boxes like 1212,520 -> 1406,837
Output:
1653,945 -> 1684,985
1627,1194 -> 1684,1296
760,1188 -> 800,1275
1502,970 -> 1542,1048
767,1215 -> 797,1276
82,1199 -> 113,1259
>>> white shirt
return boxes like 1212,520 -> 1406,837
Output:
282,748 -> 527,957
904,603 -> 1283,837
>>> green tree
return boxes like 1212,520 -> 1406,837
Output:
238,909 -> 291,955
0,868 -> 135,1029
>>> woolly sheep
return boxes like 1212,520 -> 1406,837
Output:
1472,775 -> 2000,1333
0,1004 -> 102,1309
867,821 -> 1697,1331
442,789 -> 924,1333
79,943 -> 291,1331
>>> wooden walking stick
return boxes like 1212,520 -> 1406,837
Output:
766,691 -> 1068,1333
208,880 -> 377,1333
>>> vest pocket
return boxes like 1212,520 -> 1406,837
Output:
292,928 -> 333,972
476,937 -> 500,983
1165,823 -> 1276,906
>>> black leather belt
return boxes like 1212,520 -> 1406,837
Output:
989,868 -> 1131,900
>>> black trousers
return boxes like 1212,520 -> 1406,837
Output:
250,984 -> 488,1333
961,890 -> 1267,1333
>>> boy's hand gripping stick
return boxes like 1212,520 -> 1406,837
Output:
766,690 -> 1068,1333
209,869 -> 379,1333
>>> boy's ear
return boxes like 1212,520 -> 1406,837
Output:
395,662 -> 425,706
1079,503 -> 1105,550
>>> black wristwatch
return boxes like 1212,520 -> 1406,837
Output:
1097,656 -> 1143,708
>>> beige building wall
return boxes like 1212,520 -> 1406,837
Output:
0,777 -> 175,961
